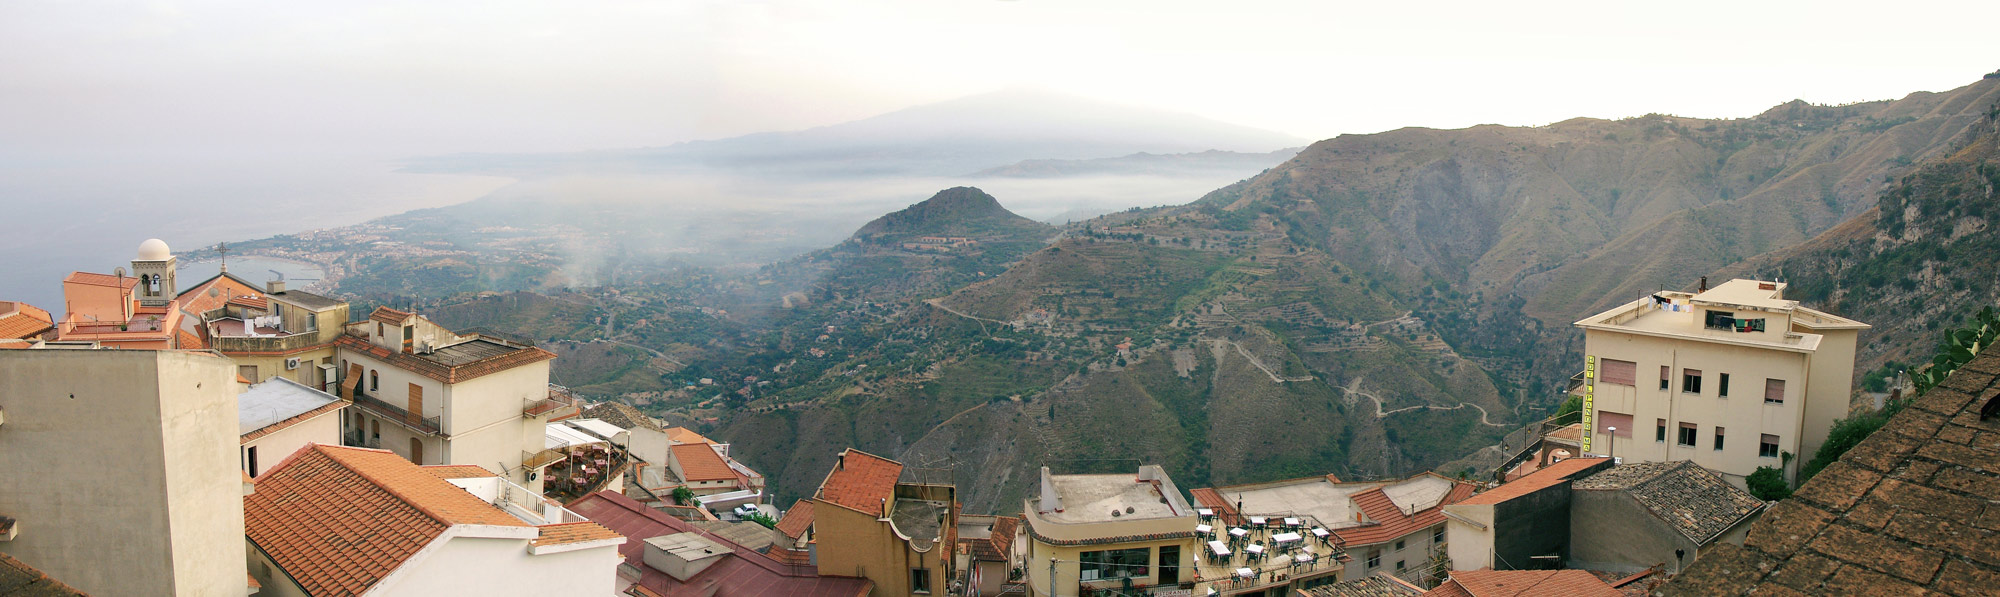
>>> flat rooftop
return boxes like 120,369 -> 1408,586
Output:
1040,473 -> 1185,524
1204,474 -> 1456,529
1572,279 -> 1870,353
238,377 -> 342,435
424,338 -> 523,366
1689,279 -> 1796,311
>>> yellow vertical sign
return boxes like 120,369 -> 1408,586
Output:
1582,355 -> 1596,453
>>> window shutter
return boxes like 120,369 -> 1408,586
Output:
1601,359 -> 1637,386
1765,378 -> 1786,402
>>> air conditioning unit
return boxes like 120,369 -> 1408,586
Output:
285,357 -> 301,370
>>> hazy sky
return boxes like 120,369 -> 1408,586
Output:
7,0 -> 2000,159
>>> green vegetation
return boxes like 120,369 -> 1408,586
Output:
742,511 -> 778,529
671,486 -> 696,506
1746,466 -> 1792,501
1800,307 -> 1996,486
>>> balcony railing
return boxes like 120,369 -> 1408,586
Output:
353,392 -> 443,436
524,384 -> 578,417
209,332 -> 320,354
343,429 -> 381,449
523,448 -> 568,470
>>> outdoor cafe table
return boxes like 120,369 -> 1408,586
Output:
1208,540 -> 1232,557
1195,524 -> 1213,535
1311,528 -> 1331,539
1283,517 -> 1301,527
1197,508 -> 1215,518
1236,568 -> 1255,579
1271,532 -> 1303,544
1248,516 -> 1267,526
1229,527 -> 1249,538
1245,544 -> 1265,555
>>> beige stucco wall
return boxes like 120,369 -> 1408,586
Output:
1443,505 -> 1495,572
371,535 -> 621,597
242,408 -> 343,477
816,501 -> 954,597
1341,524 -> 1443,583
1582,328 -> 1810,481
0,350 -> 248,596
1024,535 -> 1197,597
1799,327 -> 1859,464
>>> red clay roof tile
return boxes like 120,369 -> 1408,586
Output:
814,449 -> 903,517
777,499 -> 816,539
671,443 -> 737,482
1456,457 -> 1610,506
531,521 -> 623,547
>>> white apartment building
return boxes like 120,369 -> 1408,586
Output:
244,444 -> 624,596
335,307 -> 573,494
1572,279 -> 1868,483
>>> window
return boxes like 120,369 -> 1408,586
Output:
376,321 -> 384,337
247,446 -> 259,477
1598,411 -> 1633,438
1656,419 -> 1667,442
1660,365 -> 1671,390
1760,434 -> 1780,458
1395,539 -> 1405,551
1733,318 -> 1767,333
1714,427 -> 1726,451
369,370 -> 379,392
911,568 -> 931,594
1433,526 -> 1446,544
1682,369 -> 1703,394
1765,379 -> 1786,404
238,365 -> 257,382
1366,550 -> 1381,568
1600,359 -> 1637,386
1705,310 -> 1736,330
1719,373 -> 1730,397
1395,560 -> 1406,571
370,419 -> 380,441
1079,548 -> 1148,581
1678,422 -> 1697,447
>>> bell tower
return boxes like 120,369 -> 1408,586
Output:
132,238 -> 177,307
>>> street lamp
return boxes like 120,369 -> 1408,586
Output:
1606,427 -> 1617,461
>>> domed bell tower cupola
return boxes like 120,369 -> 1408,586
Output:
133,238 -> 177,307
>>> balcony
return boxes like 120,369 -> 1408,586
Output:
353,392 -> 443,436
207,317 -> 321,354
343,429 -> 381,449
524,384 -> 578,417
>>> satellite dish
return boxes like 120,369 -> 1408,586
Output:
113,267 -> 126,278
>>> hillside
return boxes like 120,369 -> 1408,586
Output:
1714,99 -> 2000,388
851,187 -> 1051,240
349,75 -> 2000,513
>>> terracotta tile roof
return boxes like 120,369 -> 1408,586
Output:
0,551 -> 89,596
0,339 -> 33,350
1337,479 -> 1476,546
1662,347 -> 2000,596
1428,569 -> 1620,597
531,521 -> 624,547
226,295 -> 269,310
1456,457 -> 1611,506
776,499 -> 816,539
369,306 -> 414,324
423,464 -> 500,479
245,445 -> 529,596
583,402 -> 662,432
1573,460 -> 1765,545
668,443 -> 735,483
335,334 -> 556,384
569,491 -> 875,597
664,426 -> 714,444
177,328 -> 207,350
62,271 -> 136,289
814,449 -> 904,517
1301,575 -> 1425,597
986,515 -> 1019,562
173,271 -> 264,316
0,302 -> 54,340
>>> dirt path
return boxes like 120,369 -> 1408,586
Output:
924,297 -> 1012,335
906,400 -> 993,453
1213,338 -> 1315,383
1334,378 -> 1507,427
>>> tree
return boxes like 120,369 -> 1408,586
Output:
671,486 -> 696,506
1552,395 -> 1583,425
1746,467 -> 1791,501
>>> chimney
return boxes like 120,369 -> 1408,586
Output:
1698,276 -> 1709,292
267,280 -> 286,294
